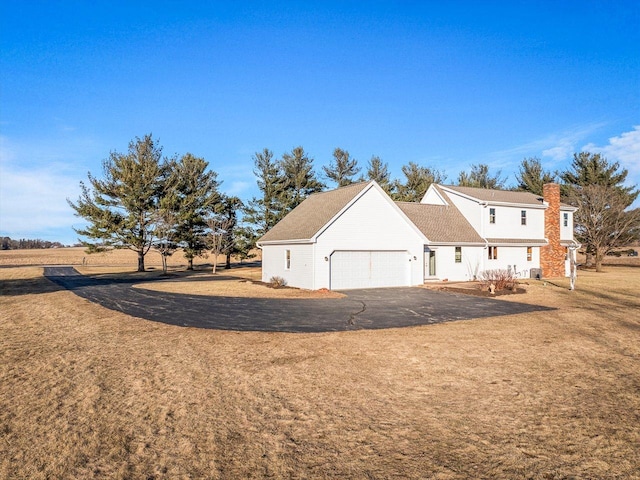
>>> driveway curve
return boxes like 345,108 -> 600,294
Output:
44,266 -> 554,333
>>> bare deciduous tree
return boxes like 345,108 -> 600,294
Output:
152,209 -> 179,274
207,216 -> 233,274
569,184 -> 640,272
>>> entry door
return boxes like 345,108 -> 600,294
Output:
425,250 -> 436,277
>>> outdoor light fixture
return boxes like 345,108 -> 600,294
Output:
324,256 -> 328,261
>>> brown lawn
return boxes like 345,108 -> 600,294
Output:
1,249 -> 639,479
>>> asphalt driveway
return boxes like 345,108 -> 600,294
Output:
44,266 -> 554,333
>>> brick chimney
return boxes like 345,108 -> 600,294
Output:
540,183 -> 565,278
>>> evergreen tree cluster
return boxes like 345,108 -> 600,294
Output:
68,135 -> 638,275
69,134 -> 252,272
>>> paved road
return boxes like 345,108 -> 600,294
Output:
44,266 -> 554,333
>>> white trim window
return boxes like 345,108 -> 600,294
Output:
521,210 -> 527,225
285,249 -> 291,270
488,246 -> 498,260
455,246 -> 462,263
563,212 -> 568,227
527,246 -> 532,261
489,208 -> 496,224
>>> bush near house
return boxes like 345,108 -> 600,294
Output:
269,276 -> 287,288
478,269 -> 517,292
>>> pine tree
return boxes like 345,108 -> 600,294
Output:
244,149 -> 286,236
393,162 -> 446,202
458,164 -> 506,189
280,146 -> 324,212
560,152 -> 638,205
68,134 -> 169,272
365,155 -> 393,194
218,195 -> 243,269
322,148 -> 360,187
169,153 -> 221,270
515,157 -> 557,196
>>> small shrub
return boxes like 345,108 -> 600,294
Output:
478,269 -> 517,292
269,276 -> 287,288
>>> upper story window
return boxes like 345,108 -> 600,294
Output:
455,247 -> 462,263
489,208 -> 496,224
285,249 -> 291,270
521,210 -> 527,225
488,246 -> 498,260
563,212 -> 568,227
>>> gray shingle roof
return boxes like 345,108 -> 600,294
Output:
257,182 -> 370,243
486,238 -> 547,245
396,201 -> 484,244
442,185 -> 545,206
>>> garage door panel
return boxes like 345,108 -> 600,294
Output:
330,250 -> 409,289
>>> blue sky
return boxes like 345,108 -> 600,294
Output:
1,1 -> 639,245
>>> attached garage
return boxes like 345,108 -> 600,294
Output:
258,181 -> 427,290
330,250 -> 411,289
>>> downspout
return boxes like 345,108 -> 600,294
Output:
256,242 -> 263,282
480,202 -> 489,275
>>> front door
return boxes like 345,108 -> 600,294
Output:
425,249 -> 436,278
429,251 -> 436,276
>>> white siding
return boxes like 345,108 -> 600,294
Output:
261,243 -> 314,289
483,206 -> 545,240
441,194 -> 483,235
482,246 -> 539,278
560,210 -> 574,242
424,245 -> 541,281
425,245 -> 485,281
421,188 -> 447,205
441,189 -> 546,240
314,186 -> 424,289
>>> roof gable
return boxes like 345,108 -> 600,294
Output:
257,182 -> 370,243
421,184 -> 449,205
258,181 -> 429,244
397,186 -> 484,244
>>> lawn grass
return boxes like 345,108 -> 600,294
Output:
1,251 -> 639,479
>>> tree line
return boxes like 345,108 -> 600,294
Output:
70,134 -> 639,273
1,237 -> 66,250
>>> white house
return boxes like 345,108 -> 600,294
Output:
257,181 -> 578,290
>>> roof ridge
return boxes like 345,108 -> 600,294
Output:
307,180 -> 372,198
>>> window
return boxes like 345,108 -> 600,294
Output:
285,249 -> 291,270
563,212 -> 568,227
455,247 -> 462,263
527,246 -> 532,261
488,246 -> 498,260
489,208 -> 496,224
521,210 -> 527,225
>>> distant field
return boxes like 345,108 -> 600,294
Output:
1,251 -> 639,478
0,246 -> 261,270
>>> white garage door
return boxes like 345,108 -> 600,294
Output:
330,250 -> 410,290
